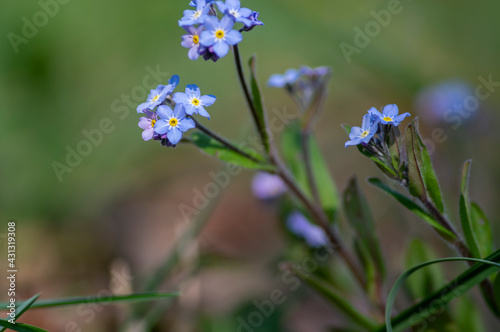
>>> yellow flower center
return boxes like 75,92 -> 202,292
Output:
151,119 -> 156,127
215,29 -> 225,39
169,118 -> 178,127
191,98 -> 200,106
383,116 -> 393,122
193,35 -> 199,44
152,94 -> 160,102
361,130 -> 369,138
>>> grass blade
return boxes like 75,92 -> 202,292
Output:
0,294 -> 40,332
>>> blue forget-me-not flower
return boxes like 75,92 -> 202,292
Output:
173,84 -> 216,119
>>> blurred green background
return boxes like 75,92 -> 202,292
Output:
1,0 -> 500,330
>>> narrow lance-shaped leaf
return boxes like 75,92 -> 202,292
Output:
414,119 -> 445,213
0,292 -> 179,310
0,294 -> 40,332
343,177 -> 385,280
190,132 -> 274,171
282,121 -> 338,221
470,202 -> 492,257
459,160 -> 481,258
0,319 -> 47,332
368,177 -> 456,241
286,264 -> 378,331
404,239 -> 444,300
404,122 -> 427,200
248,55 -> 270,153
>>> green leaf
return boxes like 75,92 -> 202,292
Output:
368,177 -> 456,240
248,55 -> 270,153
0,294 -> 39,332
0,320 -> 47,332
404,121 -> 427,201
470,202 -> 492,257
404,239 -> 444,300
282,121 -> 338,221
494,272 -> 500,308
459,160 -> 481,258
190,132 -> 274,171
414,120 -> 445,213
0,292 -> 179,310
288,265 -> 378,330
454,295 -> 486,332
343,177 -> 385,280
376,249 -> 500,332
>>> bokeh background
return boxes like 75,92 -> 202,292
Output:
1,0 -> 500,331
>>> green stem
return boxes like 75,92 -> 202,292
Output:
233,44 -> 269,151
191,116 -> 262,164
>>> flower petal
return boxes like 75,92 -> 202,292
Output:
239,7 -> 252,17
383,104 -> 399,117
200,30 -> 215,46
173,103 -> 187,119
138,117 -> 152,129
203,15 -> 220,31
393,112 -> 411,124
173,92 -> 189,104
137,102 -> 150,114
224,30 -> 242,45
154,120 -> 169,135
177,118 -> 196,132
186,84 -> 201,98
213,40 -> 230,57
167,127 -> 183,145
142,128 -> 155,141
220,15 -> 235,31
345,138 -> 362,147
157,105 -> 174,119
200,94 -> 216,106
349,126 -> 363,140
188,45 -> 200,60
226,0 -> 240,9
196,106 -> 211,119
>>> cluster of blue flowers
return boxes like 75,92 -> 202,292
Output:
179,0 -> 263,61
345,104 -> 411,148
136,75 -> 216,146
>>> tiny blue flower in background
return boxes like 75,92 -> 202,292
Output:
267,69 -> 300,88
300,66 -> 330,78
287,212 -> 328,248
216,0 -> 253,27
173,84 -> 216,119
182,26 -> 205,60
154,104 -> 196,145
252,172 -> 287,200
345,114 -> 379,148
200,15 -> 243,58
136,76 -> 179,114
242,11 -> 264,32
179,0 -> 210,27
369,104 -> 410,126
138,110 -> 158,141
415,80 -> 474,124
